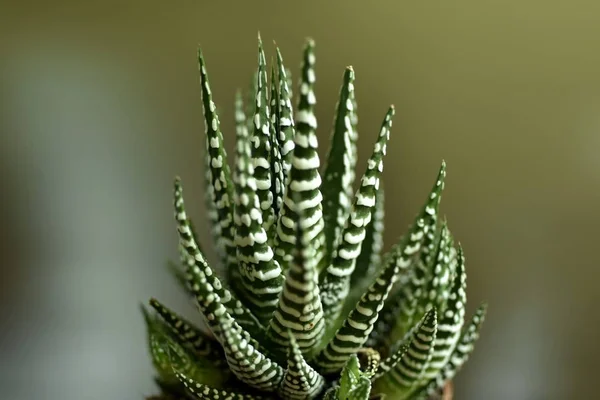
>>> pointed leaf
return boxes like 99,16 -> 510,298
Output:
417,222 -> 454,317
320,106 -> 394,326
315,183 -> 407,374
367,162 -> 447,350
176,183 -> 285,392
149,298 -> 223,362
373,308 -> 438,399
197,49 -> 237,272
412,303 -> 487,400
267,204 -> 325,355
420,246 -> 467,381
230,89 -> 250,295
278,333 -> 325,400
269,61 -> 285,223
352,184 -> 384,287
338,355 -> 361,400
173,178 -> 263,339
218,315 -> 285,392
274,39 -> 325,273
141,305 -> 178,384
232,105 -> 284,323
321,67 -> 358,270
146,313 -> 226,389
346,376 -> 372,400
250,36 -> 277,232
275,49 -> 296,187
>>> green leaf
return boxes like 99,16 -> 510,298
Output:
315,175 -> 406,374
232,100 -> 284,323
149,298 -> 223,362
266,204 -> 325,356
346,376 -> 371,400
141,305 -> 178,385
278,333 -> 325,400
411,303 -> 488,400
173,178 -> 263,340
197,48 -> 237,273
144,309 -> 226,390
367,162 -> 447,351
217,316 -> 285,392
275,48 -> 296,191
274,39 -> 324,273
269,61 -> 285,227
176,180 -> 285,391
321,67 -> 358,271
319,106 -> 394,328
373,308 -> 438,399
230,89 -> 249,295
419,246 -> 467,382
416,222 -> 454,317
338,355 -> 361,400
250,36 -> 277,233
351,184 -> 384,287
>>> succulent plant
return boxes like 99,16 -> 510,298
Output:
142,35 -> 487,400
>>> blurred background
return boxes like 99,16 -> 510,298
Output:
1,1 -> 599,399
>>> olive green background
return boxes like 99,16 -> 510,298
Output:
1,1 -> 598,399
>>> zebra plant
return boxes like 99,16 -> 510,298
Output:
142,35 -> 487,400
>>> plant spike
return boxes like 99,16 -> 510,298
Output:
412,303 -> 487,400
149,298 -> 224,362
420,247 -> 467,381
319,106 -> 394,328
233,89 -> 248,187
352,184 -> 384,287
269,61 -> 285,223
275,47 -> 296,190
228,89 -> 249,294
142,305 -> 178,386
197,49 -> 237,273
274,38 -> 325,271
144,309 -> 226,391
251,35 -> 277,233
338,355 -> 362,400
321,67 -> 358,270
266,203 -> 325,356
366,162 -> 447,351
440,234 -> 459,311
174,178 -> 263,340
373,308 -> 438,400
417,222 -> 453,317
314,214 -> 405,374
178,180 -> 285,391
278,332 -> 325,400
218,314 -> 285,392
232,104 -> 284,323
